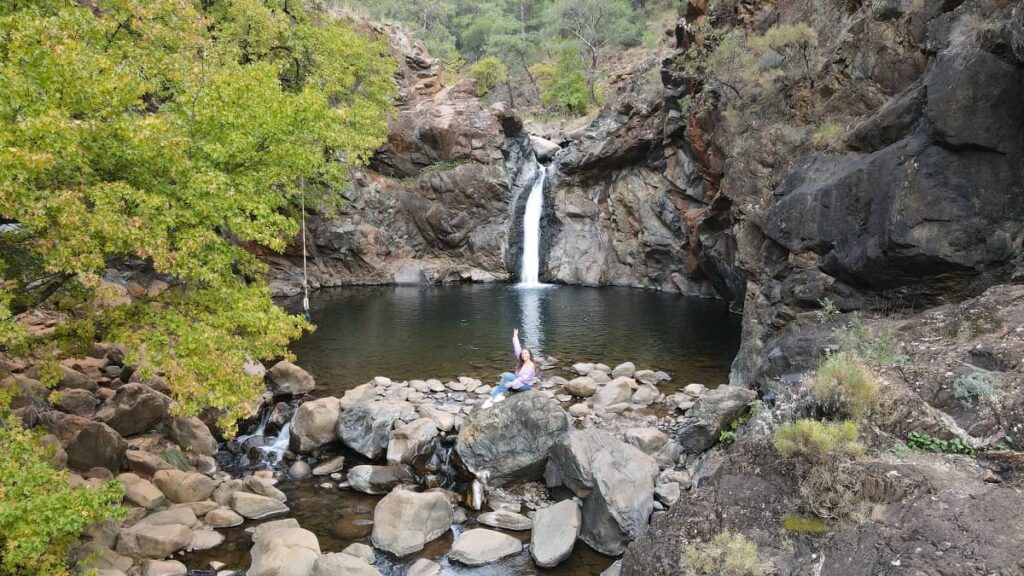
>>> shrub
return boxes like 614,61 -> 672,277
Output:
783,514 -> 829,534
680,531 -> 770,576
953,372 -> 1002,405
774,419 -> 864,463
531,47 -> 593,116
810,122 -> 843,150
832,316 -> 907,365
906,431 -> 976,456
798,460 -> 863,520
0,409 -> 126,575
811,353 -> 879,419
468,56 -> 508,96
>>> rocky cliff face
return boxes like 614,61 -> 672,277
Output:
265,23 -> 533,295
266,21 -> 724,297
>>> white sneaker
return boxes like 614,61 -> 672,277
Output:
493,393 -> 506,403
481,399 -> 493,410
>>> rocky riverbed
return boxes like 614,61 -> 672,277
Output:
6,338 -> 750,576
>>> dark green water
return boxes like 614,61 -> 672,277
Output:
284,284 -> 742,396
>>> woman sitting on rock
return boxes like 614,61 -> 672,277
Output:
482,328 -> 535,409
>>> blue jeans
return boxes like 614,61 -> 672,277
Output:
492,373 -> 531,398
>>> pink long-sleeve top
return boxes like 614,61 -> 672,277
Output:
509,333 -> 536,390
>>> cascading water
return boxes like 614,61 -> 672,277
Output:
519,164 -> 547,286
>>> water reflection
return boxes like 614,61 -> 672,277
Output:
283,284 -> 741,397
516,286 -> 546,354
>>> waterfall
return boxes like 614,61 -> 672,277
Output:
519,165 -> 547,285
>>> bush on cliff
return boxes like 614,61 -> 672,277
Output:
811,352 -> 879,419
469,56 -> 508,96
0,402 -> 126,575
680,530 -> 770,576
773,419 -> 864,464
0,0 -> 395,433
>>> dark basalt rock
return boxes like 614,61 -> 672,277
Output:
455,391 -> 570,487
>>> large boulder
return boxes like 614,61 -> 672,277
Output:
676,385 -> 756,454
592,378 -> 633,408
564,377 -> 598,398
56,388 -> 100,418
248,526 -> 320,576
167,416 -> 217,456
231,492 -> 289,520
312,553 -> 380,576
347,464 -> 414,495
116,524 -> 192,559
545,429 -> 659,556
119,473 -> 166,510
66,420 -> 127,473
371,489 -> 454,557
265,360 -> 316,397
101,383 -> 171,437
531,499 -> 582,568
476,510 -> 533,531
290,397 -> 342,453
152,469 -> 216,503
623,427 -> 681,468
337,400 -> 416,459
386,418 -> 438,465
448,528 -> 523,566
0,374 -> 50,410
456,391 -> 570,486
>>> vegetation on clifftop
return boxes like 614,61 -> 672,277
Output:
0,0 -> 396,432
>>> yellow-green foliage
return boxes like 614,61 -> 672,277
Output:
812,353 -> 879,419
773,419 -> 865,463
0,408 -> 126,575
783,514 -> 829,534
811,122 -> 843,150
0,0 -> 397,434
469,56 -> 508,96
680,531 -> 770,576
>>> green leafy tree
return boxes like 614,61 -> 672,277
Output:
468,55 -> 509,96
531,46 -> 591,115
0,0 -> 396,432
0,404 -> 126,575
545,0 -> 640,104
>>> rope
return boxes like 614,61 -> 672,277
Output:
300,179 -> 311,322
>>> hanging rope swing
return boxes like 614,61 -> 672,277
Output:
300,179 -> 311,323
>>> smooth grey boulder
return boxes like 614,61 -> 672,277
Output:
448,528 -> 522,566
342,542 -> 375,564
290,397 -> 341,453
456,391 -> 570,486
248,526 -> 320,576
676,385 -> 756,454
339,383 -> 379,409
66,420 -> 126,473
476,510 -> 533,531
118,473 -> 166,510
623,427 -> 680,468
57,388 -> 100,418
633,370 -> 658,386
266,360 -> 315,396
152,469 -> 216,503
311,553 -> 380,576
102,383 -> 171,437
347,464 -> 414,495
545,429 -> 659,556
417,404 -> 457,432
611,362 -> 636,379
206,507 -> 244,528
116,524 -> 192,559
386,418 -> 438,465
530,499 -> 582,568
371,489 -> 453,557
313,455 -> 345,476
592,378 -> 633,408
631,384 -> 660,406
564,376 -> 598,398
167,416 -> 217,456
337,400 -> 416,459
406,558 -> 442,576
141,559 -> 187,576
231,492 -> 289,520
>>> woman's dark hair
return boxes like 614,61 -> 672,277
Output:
516,348 -> 532,373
